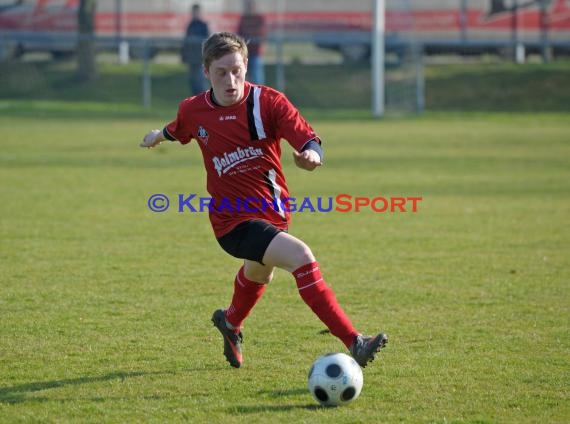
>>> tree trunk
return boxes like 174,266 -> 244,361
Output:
77,0 -> 97,82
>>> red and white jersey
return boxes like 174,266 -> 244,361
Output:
164,82 -> 320,238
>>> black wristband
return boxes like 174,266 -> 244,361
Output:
301,138 -> 323,161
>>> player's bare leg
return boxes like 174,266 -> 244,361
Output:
260,231 -> 315,272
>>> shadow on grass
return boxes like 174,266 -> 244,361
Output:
229,404 -> 324,413
257,388 -> 309,398
222,388 -> 325,412
0,371 -> 148,404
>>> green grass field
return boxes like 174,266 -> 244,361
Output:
1,108 -> 568,422
1,56 -> 569,422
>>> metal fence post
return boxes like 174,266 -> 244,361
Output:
371,0 -> 385,118
142,40 -> 152,110
415,46 -> 425,114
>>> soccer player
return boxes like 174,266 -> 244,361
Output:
140,32 -> 387,369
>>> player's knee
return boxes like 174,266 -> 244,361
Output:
293,244 -> 316,269
245,268 -> 274,284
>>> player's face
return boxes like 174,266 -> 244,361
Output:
205,52 -> 248,107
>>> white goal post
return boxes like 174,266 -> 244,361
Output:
372,0 -> 385,118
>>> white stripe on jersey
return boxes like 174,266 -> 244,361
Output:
267,169 -> 286,219
253,86 -> 266,139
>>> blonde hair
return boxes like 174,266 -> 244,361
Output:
202,32 -> 248,69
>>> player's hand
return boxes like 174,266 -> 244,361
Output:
293,149 -> 322,171
140,129 -> 163,149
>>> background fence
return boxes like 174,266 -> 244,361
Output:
1,0 -> 569,115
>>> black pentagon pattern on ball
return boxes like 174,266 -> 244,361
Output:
314,387 -> 329,402
341,386 -> 356,401
325,363 -> 342,378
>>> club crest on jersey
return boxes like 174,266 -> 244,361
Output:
197,126 -> 209,144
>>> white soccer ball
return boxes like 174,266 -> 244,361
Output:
308,352 -> 363,406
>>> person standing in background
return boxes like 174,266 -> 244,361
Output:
181,3 -> 210,95
237,0 -> 267,85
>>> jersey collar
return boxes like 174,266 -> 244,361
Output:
206,82 -> 253,110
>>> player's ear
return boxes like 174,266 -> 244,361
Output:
203,65 -> 209,79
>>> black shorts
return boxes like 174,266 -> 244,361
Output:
217,219 -> 284,264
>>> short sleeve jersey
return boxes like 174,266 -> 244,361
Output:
164,82 -> 320,238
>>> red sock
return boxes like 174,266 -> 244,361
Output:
225,266 -> 266,331
293,262 -> 358,348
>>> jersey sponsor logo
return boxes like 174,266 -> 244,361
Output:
212,146 -> 264,176
219,114 -> 237,121
197,126 -> 209,144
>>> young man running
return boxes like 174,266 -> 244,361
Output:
140,32 -> 387,368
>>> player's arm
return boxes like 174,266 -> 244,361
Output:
140,129 -> 166,149
293,138 -> 323,171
